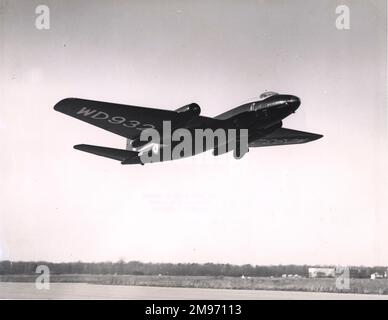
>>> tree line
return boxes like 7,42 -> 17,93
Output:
0,260 -> 386,278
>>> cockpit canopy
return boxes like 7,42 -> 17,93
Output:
259,91 -> 279,99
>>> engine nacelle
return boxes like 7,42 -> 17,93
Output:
175,103 -> 201,119
130,103 -> 201,149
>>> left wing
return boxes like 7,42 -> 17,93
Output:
249,127 -> 323,147
54,98 -> 224,141
54,98 -> 185,139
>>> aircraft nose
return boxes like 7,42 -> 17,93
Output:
286,95 -> 300,111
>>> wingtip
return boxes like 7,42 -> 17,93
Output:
73,144 -> 86,150
53,98 -> 79,111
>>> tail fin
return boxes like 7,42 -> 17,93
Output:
73,144 -> 142,165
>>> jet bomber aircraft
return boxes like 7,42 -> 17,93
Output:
54,92 -> 323,165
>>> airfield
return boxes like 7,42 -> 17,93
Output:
1,282 -> 388,300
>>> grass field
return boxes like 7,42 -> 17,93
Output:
1,275 -> 388,295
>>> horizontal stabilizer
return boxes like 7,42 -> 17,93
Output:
73,144 -> 142,164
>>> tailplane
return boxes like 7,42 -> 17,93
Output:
73,144 -> 142,165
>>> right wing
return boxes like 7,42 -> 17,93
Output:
249,127 -> 323,147
54,98 -> 187,139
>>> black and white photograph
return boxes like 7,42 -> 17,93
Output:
0,0 -> 387,307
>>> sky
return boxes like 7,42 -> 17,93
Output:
0,0 -> 387,266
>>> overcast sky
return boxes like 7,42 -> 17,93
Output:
0,0 -> 387,266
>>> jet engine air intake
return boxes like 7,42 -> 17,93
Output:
175,103 -> 201,117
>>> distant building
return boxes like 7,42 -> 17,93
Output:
371,273 -> 383,280
308,267 -> 335,278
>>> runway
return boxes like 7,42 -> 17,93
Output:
1,282 -> 388,300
